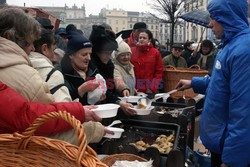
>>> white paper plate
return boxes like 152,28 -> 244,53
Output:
119,96 -> 142,103
92,104 -> 119,118
133,106 -> 154,115
104,127 -> 124,138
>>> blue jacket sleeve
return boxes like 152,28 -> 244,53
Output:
191,76 -> 210,94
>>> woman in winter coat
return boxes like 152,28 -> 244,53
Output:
197,40 -> 217,75
0,8 -> 54,104
130,29 -> 163,93
30,29 -> 110,144
113,41 -> 136,96
89,25 -> 136,115
58,34 -> 101,105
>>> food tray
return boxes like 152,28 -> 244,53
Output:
100,120 -> 180,156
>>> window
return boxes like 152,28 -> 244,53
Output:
130,24 -> 133,28
151,25 -> 154,29
116,20 -> 118,24
116,27 -> 118,32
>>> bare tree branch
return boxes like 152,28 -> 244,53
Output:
148,0 -> 185,46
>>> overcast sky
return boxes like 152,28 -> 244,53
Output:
7,0 -> 153,15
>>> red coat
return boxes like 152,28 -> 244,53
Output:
0,82 -> 85,135
131,43 -> 163,93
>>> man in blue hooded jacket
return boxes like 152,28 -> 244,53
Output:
176,0 -> 250,166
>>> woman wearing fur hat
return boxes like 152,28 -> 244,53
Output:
89,25 -> 136,115
114,41 -> 136,96
131,29 -> 163,94
197,40 -> 217,75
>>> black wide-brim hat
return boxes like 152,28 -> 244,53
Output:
89,25 -> 118,52
36,17 -> 54,30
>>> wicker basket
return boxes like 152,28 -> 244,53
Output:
100,153 -> 147,166
0,111 -> 107,167
163,65 -> 208,99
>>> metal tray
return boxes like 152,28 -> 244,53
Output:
100,119 -> 180,156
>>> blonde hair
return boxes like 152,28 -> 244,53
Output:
0,8 -> 41,49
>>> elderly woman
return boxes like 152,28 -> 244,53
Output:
113,41 -> 136,97
130,29 -> 163,94
89,25 -> 136,115
58,34 -> 102,105
0,8 -> 54,104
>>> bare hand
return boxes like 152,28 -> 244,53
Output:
104,127 -> 115,135
83,105 -> 102,122
99,93 -> 106,102
175,79 -> 191,91
119,101 -> 137,115
221,163 -> 228,167
192,50 -> 198,57
84,105 -> 97,110
78,79 -> 100,97
122,90 -> 130,97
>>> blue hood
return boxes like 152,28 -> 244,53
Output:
208,0 -> 249,45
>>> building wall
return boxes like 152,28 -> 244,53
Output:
127,12 -> 160,41
100,9 -> 128,33
39,4 -> 186,46
40,4 -> 86,31
184,0 -> 209,43
158,22 -> 185,49
84,15 -> 106,37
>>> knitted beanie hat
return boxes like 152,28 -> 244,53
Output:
115,41 -> 132,58
66,35 -> 92,55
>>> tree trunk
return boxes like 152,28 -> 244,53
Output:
170,21 -> 175,48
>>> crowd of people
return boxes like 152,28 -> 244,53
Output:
0,0 -> 249,166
